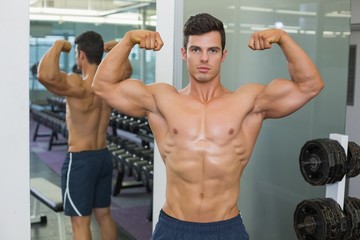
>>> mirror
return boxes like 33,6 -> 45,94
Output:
29,0 -> 156,239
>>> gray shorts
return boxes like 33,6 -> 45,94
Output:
151,210 -> 249,240
61,148 -> 113,216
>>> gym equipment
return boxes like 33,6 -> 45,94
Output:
132,160 -> 152,181
141,165 -> 154,192
294,197 -> 360,240
30,178 -> 66,240
299,138 -> 348,185
294,198 -> 347,240
31,107 -> 67,150
107,110 -> 154,228
343,197 -> 360,240
347,142 -> 360,178
128,117 -> 150,133
107,135 -> 154,195
47,96 -> 66,112
295,134 -> 360,240
148,170 -> 153,192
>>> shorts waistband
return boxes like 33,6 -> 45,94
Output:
67,148 -> 108,155
158,210 -> 243,233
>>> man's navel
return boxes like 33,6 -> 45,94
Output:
200,192 -> 204,199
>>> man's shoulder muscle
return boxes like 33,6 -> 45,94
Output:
148,82 -> 177,93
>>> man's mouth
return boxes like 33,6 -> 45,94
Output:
198,66 -> 210,73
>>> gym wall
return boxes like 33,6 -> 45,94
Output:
347,0 -> 360,199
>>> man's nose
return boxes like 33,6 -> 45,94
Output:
200,52 -> 209,62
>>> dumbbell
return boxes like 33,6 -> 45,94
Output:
343,197 -> 360,239
110,149 -> 127,169
299,139 -> 360,186
124,156 -> 142,177
115,114 -> 126,129
128,118 -> 148,133
126,145 -> 147,154
132,161 -> 152,181
109,111 -> 118,128
294,198 -> 347,240
118,115 -> 134,131
107,143 -> 119,152
115,152 -> 135,173
141,165 -> 153,191
148,170 -> 153,192
347,142 -> 360,178
294,197 -> 360,240
137,149 -> 153,161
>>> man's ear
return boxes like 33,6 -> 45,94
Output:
79,50 -> 86,60
181,48 -> 187,61
221,49 -> 227,63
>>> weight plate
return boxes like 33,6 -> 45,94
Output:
294,198 -> 347,240
299,138 -> 346,185
347,142 -> 360,178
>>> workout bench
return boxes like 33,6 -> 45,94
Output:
30,177 -> 67,240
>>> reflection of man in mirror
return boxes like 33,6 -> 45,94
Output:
37,31 -> 132,240
30,62 -> 38,78
93,13 -> 324,240
72,64 -> 82,75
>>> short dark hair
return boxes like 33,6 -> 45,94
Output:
183,13 -> 226,50
75,31 -> 104,65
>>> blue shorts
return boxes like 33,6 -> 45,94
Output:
151,210 -> 249,240
61,148 -> 113,216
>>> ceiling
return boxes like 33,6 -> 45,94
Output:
29,0 -> 157,25
29,0 -> 352,32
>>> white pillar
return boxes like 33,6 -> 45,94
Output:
326,133 -> 348,209
0,1 -> 30,240
153,0 -> 183,230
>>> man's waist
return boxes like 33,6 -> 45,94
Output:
161,207 -> 240,224
162,200 -> 239,223
67,144 -> 108,153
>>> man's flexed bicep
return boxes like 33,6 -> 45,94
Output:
93,30 -> 163,116
253,77 -> 319,119
249,29 -> 324,119
37,40 -> 78,96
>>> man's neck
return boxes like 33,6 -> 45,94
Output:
81,64 -> 98,82
181,81 -> 228,103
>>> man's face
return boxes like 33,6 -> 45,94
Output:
181,31 -> 227,83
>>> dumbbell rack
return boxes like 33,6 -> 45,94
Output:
107,111 -> 154,222
294,133 -> 360,240
31,97 -> 68,151
326,133 -> 348,209
108,110 -> 154,196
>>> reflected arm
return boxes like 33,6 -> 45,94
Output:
93,30 -> 163,116
37,40 -> 73,96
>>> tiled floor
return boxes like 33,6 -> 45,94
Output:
30,152 -> 136,240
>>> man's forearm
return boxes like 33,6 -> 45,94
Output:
93,33 -> 135,93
